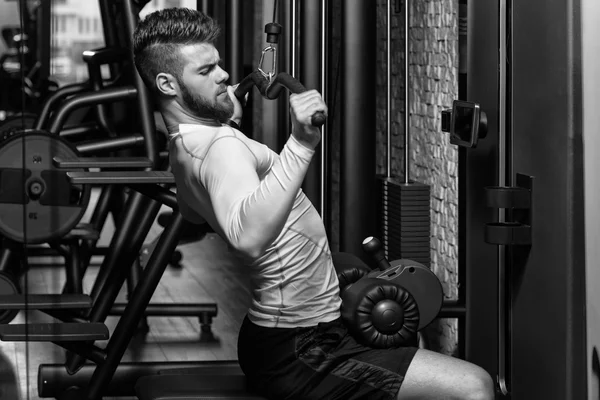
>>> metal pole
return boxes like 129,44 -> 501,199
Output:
340,0 -> 377,256
37,0 -> 51,82
197,0 -> 213,15
64,191 -> 159,375
291,0 -> 297,79
497,0 -> 509,396
47,87 -> 138,134
321,0 -> 328,223
226,0 -> 243,84
300,0 -> 322,213
386,0 -> 394,178
99,0 -> 120,78
87,212 -> 186,400
34,83 -> 89,130
403,0 -> 410,184
123,0 -> 158,168
279,0 -> 292,148
299,0 -> 321,90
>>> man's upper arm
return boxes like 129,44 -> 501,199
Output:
197,137 -> 260,237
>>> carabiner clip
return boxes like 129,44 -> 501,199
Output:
258,45 -> 277,83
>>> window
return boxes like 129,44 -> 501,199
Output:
164,0 -> 180,9
139,0 -> 198,19
50,0 -> 105,85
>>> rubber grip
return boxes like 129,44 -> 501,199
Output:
234,71 -> 326,127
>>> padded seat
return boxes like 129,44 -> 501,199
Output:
135,373 -> 266,400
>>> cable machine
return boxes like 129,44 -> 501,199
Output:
443,0 -> 589,398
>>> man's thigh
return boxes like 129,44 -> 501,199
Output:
296,341 -> 419,400
397,349 -> 495,400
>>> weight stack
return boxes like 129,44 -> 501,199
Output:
377,176 -> 431,267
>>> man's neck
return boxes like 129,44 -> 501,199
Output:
161,104 -> 221,135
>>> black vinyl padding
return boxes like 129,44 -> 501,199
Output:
135,365 -> 267,400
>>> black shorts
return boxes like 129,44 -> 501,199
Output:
237,316 -> 418,400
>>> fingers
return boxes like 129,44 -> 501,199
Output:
289,90 -> 328,125
289,90 -> 327,114
231,83 -> 249,103
226,85 -> 238,104
227,85 -> 245,125
227,85 -> 248,106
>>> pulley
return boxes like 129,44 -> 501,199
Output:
0,130 -> 91,244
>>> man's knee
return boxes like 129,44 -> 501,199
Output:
461,365 -> 495,400
397,350 -> 496,400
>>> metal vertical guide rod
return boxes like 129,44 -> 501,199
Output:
387,0 -> 392,177
291,0 -> 297,79
290,0 -> 297,152
497,0 -> 510,396
403,0 -> 410,184
321,0 -> 328,219
198,0 -> 211,15
226,0 -> 242,85
38,0 -> 52,82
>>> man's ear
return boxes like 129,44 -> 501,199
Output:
156,73 -> 178,96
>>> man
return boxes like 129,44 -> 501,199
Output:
133,7 -> 495,400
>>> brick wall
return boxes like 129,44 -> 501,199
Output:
374,0 -> 460,355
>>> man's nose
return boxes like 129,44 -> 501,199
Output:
216,66 -> 229,84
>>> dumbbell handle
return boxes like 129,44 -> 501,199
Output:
362,237 -> 391,271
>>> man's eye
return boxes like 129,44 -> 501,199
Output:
200,64 -> 218,75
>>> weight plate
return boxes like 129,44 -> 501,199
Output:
0,114 -> 37,138
0,130 -> 91,244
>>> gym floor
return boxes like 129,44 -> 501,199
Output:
0,193 -> 252,400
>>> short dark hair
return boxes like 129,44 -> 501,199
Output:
133,8 -> 221,93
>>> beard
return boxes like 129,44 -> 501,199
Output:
178,79 -> 234,122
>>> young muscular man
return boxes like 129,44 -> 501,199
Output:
133,7 -> 495,400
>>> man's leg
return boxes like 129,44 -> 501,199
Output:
397,349 -> 495,400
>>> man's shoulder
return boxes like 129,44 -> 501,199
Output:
174,125 -> 235,156
208,127 -> 260,154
